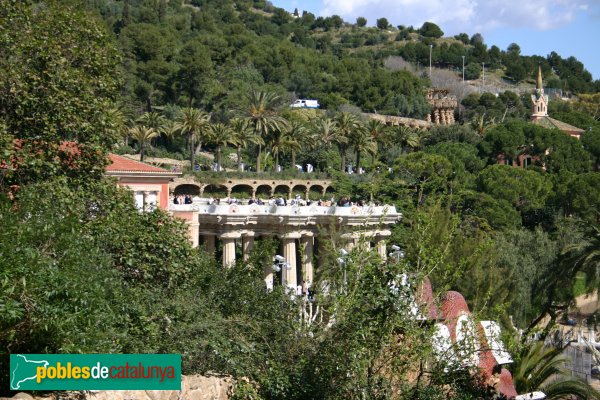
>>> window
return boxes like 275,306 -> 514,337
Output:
134,191 -> 159,211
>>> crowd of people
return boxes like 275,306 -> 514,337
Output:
172,194 -> 194,204
171,193 -> 383,208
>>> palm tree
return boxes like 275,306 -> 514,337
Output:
241,91 -> 287,172
159,119 -> 179,143
512,341 -> 600,399
129,125 -> 158,162
470,113 -> 496,137
283,120 -> 307,169
388,125 -> 420,153
208,123 -> 234,171
230,118 -> 263,171
349,126 -> 376,171
311,117 -> 338,149
365,119 -> 388,164
105,107 -> 129,146
137,111 -> 167,130
558,226 -> 600,302
334,112 -> 361,171
175,107 -> 211,170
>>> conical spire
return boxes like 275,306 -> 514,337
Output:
536,65 -> 543,91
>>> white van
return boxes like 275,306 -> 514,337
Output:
290,99 -> 320,109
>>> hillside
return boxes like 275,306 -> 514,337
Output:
85,0 -> 599,119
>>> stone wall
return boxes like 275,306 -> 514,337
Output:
3,374 -> 234,400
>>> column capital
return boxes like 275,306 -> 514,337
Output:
279,232 -> 302,240
375,229 -> 392,237
220,231 -> 242,239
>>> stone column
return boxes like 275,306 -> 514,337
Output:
222,238 -> 236,267
280,233 -> 300,290
361,234 -> 372,252
343,233 -> 357,251
264,263 -> 274,291
300,234 -> 314,285
220,231 -> 241,267
204,234 -> 216,254
242,232 -> 255,261
376,238 -> 387,261
375,230 -> 392,261
189,220 -> 200,248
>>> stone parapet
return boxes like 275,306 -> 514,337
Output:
171,204 -> 400,231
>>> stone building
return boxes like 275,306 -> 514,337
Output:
425,88 -> 458,125
530,66 -> 584,139
106,153 -> 180,211
170,199 -> 400,291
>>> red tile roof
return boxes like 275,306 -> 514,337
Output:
106,153 -> 179,175
531,116 -> 585,136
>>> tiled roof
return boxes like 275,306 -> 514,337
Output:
106,153 -> 179,175
532,116 -> 585,134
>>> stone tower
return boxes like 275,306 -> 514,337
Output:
530,65 -> 548,120
425,89 -> 457,125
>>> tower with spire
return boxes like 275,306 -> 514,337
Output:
530,65 -> 548,120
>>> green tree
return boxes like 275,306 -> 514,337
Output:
230,118 -> 263,171
365,119 -> 388,164
137,111 -> 167,130
334,112 -> 362,171
241,91 -> 287,172
477,165 -> 552,212
349,125 -> 376,170
426,142 -> 485,178
129,125 -> 158,161
464,62 -> 481,80
175,108 -> 211,169
176,39 -> 215,107
159,119 -> 179,143
376,17 -> 390,30
0,1 -> 120,147
356,16 -> 367,27
208,123 -> 233,171
582,129 -> 600,170
282,120 -> 306,169
561,226 -> 600,298
479,122 -> 526,164
418,21 -> 444,38
0,177 -> 210,394
505,62 -> 527,83
388,125 -> 420,153
470,114 -> 496,137
394,152 -> 453,205
311,117 -> 339,149
513,342 -> 600,400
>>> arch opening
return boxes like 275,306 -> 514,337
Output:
231,184 -> 254,199
203,184 -> 228,198
174,184 -> 201,196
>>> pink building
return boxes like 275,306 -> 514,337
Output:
106,154 -> 180,211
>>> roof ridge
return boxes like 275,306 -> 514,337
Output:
107,153 -> 179,174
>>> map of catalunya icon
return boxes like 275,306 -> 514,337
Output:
11,354 -> 49,390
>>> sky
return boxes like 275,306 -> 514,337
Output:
271,0 -> 600,80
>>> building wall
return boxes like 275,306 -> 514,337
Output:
115,180 -> 170,210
